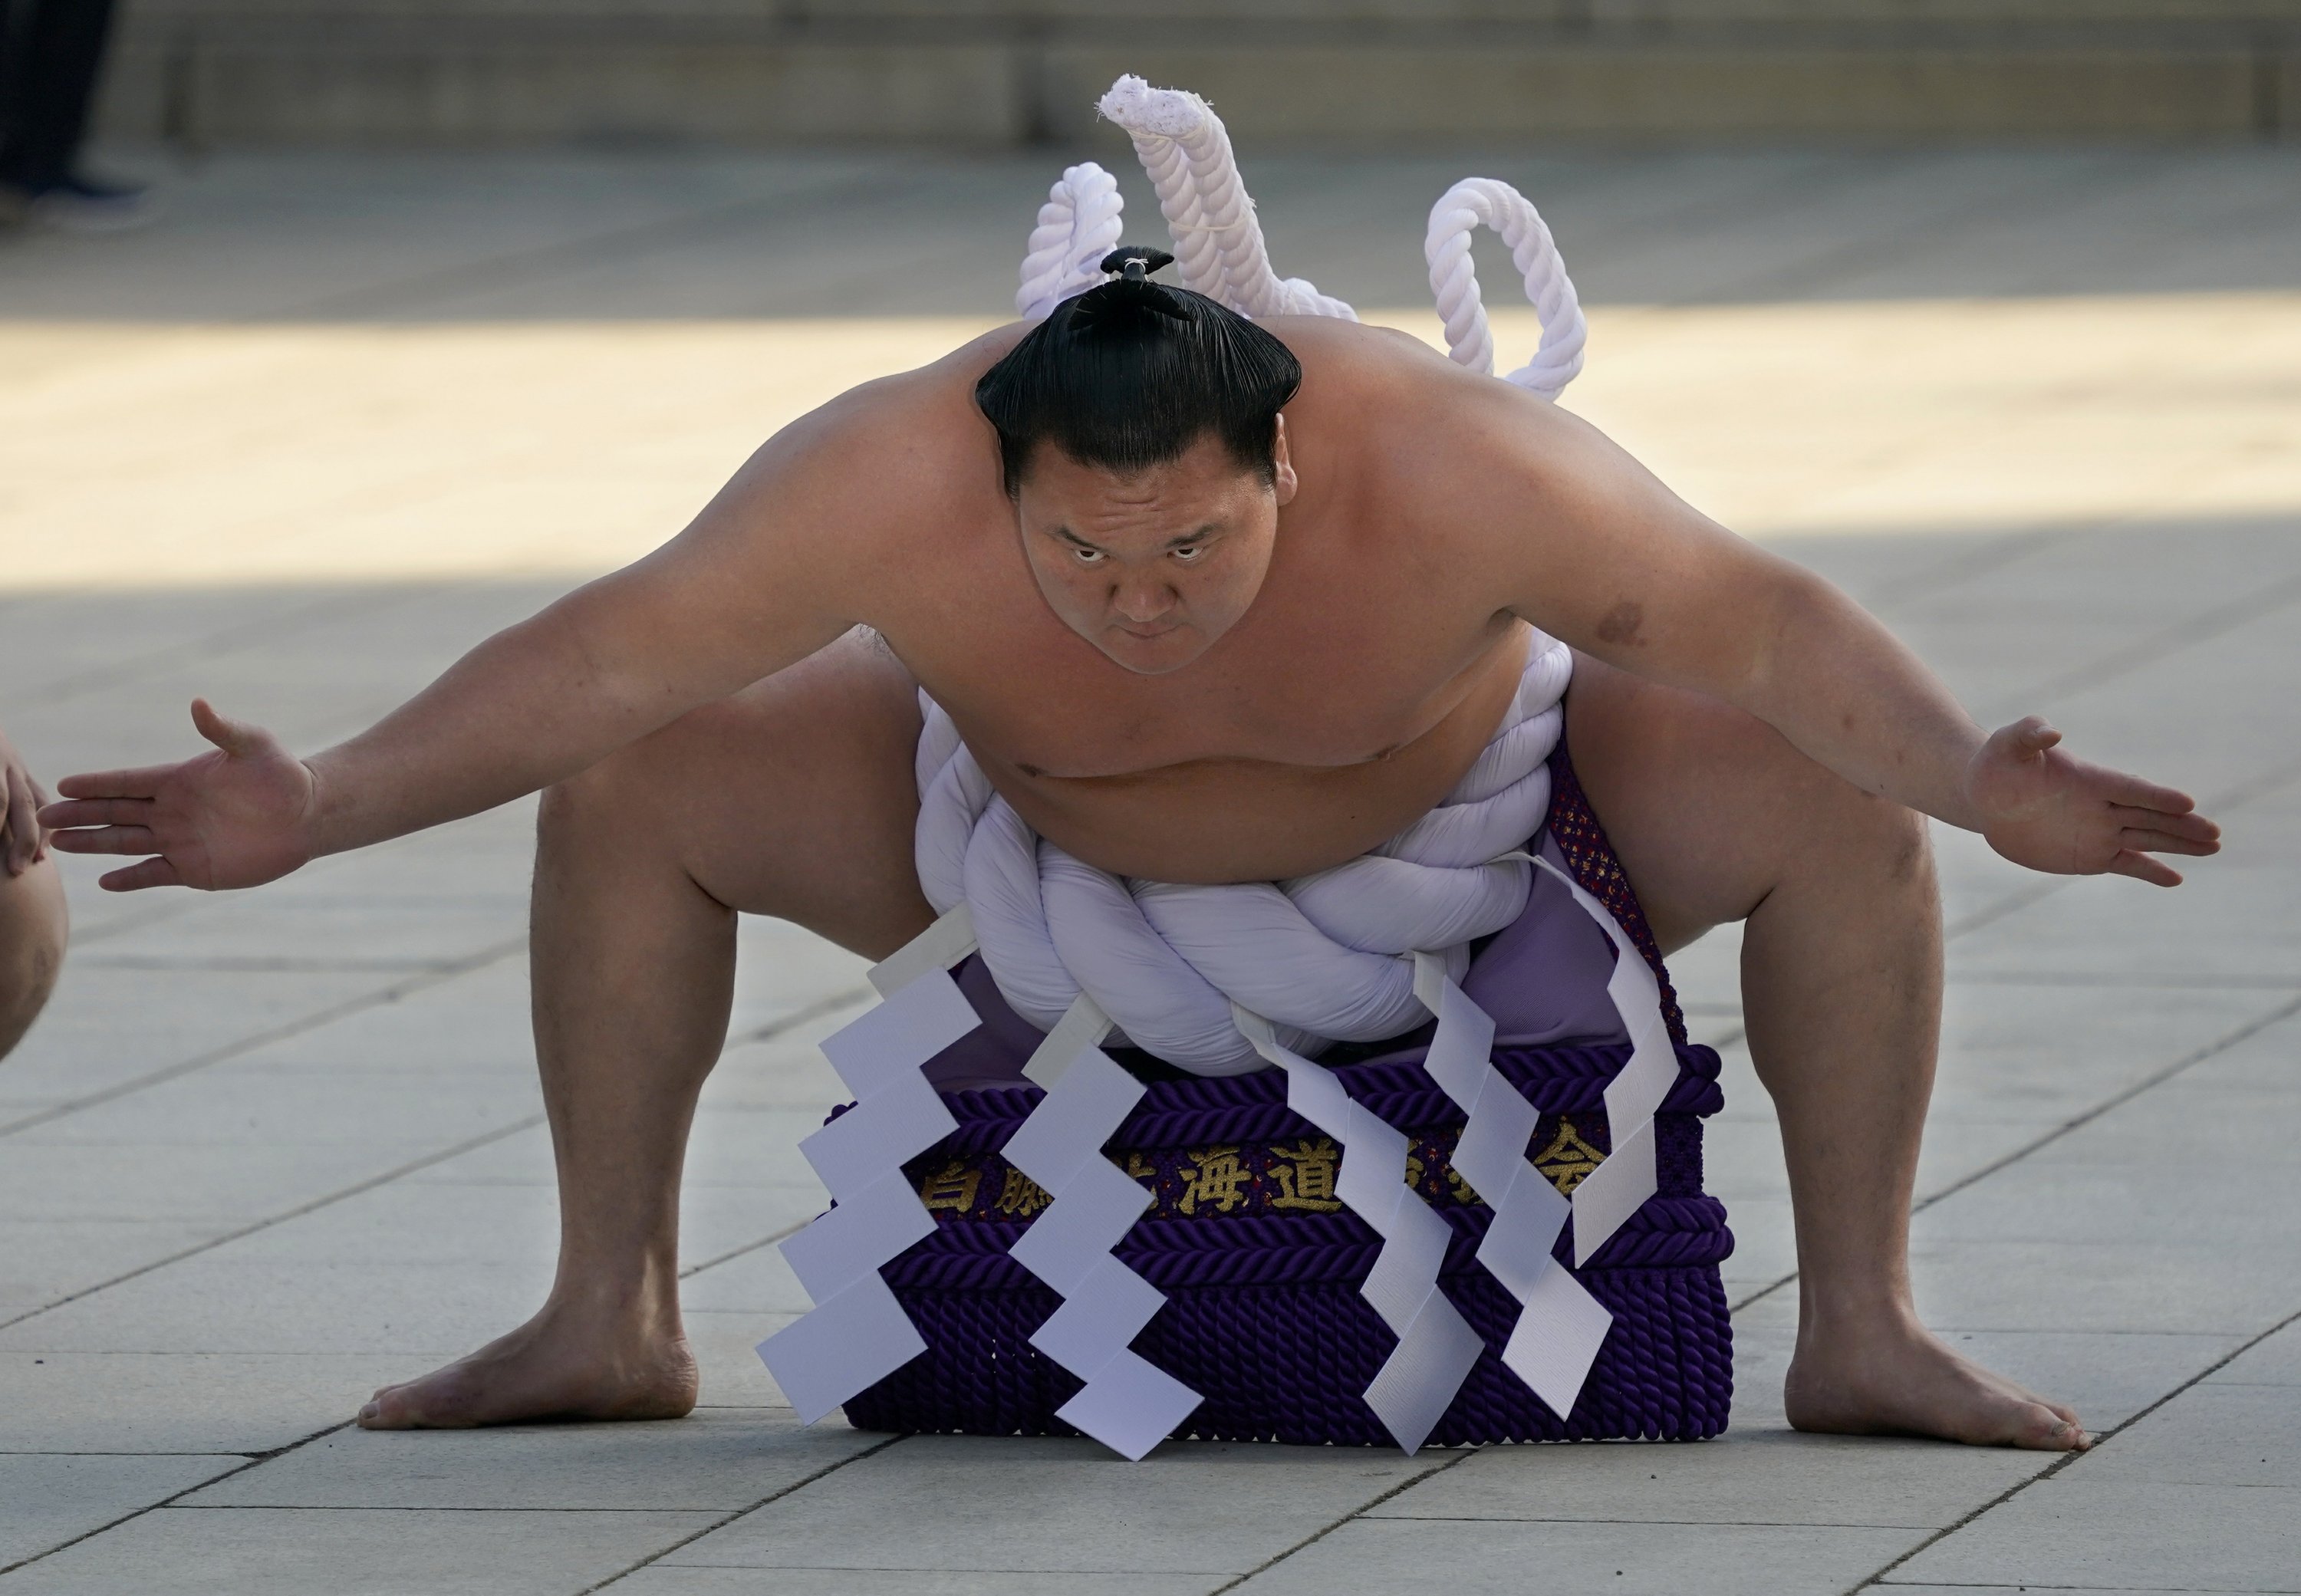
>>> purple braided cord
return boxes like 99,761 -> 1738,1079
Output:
834,741 -> 1734,1446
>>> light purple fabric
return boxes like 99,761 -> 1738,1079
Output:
921,833 -> 1626,1092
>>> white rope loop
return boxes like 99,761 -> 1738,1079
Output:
1096,74 -> 1358,323
1016,163 -> 1126,321
1424,177 -> 1587,400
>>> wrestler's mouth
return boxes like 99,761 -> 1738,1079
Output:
1116,622 -> 1183,640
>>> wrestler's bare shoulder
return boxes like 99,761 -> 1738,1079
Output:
1261,314 -> 1601,535
700,325 -> 1025,610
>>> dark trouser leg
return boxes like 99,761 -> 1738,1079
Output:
0,0 -> 118,192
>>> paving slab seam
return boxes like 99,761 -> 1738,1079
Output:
1371,1527 -> 1951,1536
58,891 -> 206,951
719,984 -> 872,1052
1943,747 -> 2301,943
1948,972 -> 2301,991
649,1573 -> 1243,1582
0,1420 -> 359,1577
20,584 -> 444,707
162,1504 -> 759,1513
1657,153 -> 2135,312
0,979 -> 868,1331
0,1112 -> 545,1334
288,163 -> 915,321
1552,153 -> 1891,271
1206,1449 -> 1474,1593
1943,878 -> 2067,942
73,954 -> 510,973
1885,990 -> 2301,1224
2,1451 -> 263,1460
678,1218 -> 812,1283
1875,1586 -> 2301,1594
0,933 -> 530,1139
1851,520 -> 2109,613
1688,154 -> 2141,308
577,1433 -> 907,1593
1847,1301 -> 2301,1594
2006,568 -> 2301,712
1730,989 -> 2301,1319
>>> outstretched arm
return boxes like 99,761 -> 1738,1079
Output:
39,388 -> 906,891
1448,379 -> 2221,884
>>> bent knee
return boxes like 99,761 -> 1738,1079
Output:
1809,780 -> 1935,893
538,699 -> 752,840
0,857 -> 68,1061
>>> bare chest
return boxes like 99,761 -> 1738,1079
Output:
886,551 -> 1506,780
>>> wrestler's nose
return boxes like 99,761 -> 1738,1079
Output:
1111,574 -> 1176,623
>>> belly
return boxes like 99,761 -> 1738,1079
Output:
996,754 -> 1474,884
977,643 -> 1540,885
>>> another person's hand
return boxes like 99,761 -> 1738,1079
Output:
1966,716 -> 2220,887
38,700 -> 317,892
1,723 -> 51,878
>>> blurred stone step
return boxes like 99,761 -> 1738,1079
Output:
90,4 -> 2301,149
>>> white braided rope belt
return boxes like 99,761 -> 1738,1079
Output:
763,639 -> 1677,1452
761,75 -> 1670,1456
917,637 -> 1571,1077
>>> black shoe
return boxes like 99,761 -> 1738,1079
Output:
27,173 -> 159,233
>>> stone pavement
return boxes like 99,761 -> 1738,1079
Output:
1,143 -> 2298,1593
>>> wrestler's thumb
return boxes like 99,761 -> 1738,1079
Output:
190,698 -> 263,758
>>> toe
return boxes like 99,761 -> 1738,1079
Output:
358,1377 -> 463,1430
357,1387 -> 413,1429
2011,1403 -> 2085,1451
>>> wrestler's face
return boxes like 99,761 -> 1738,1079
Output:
1016,420 -> 1298,675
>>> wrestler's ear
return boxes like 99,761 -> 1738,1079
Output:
1269,415 -> 1299,507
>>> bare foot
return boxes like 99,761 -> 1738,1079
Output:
358,1300 -> 698,1429
1786,1306 -> 2089,1451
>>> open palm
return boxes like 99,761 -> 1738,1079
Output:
1967,717 -> 2220,888
38,700 -> 317,892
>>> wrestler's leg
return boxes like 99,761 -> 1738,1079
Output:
0,854 -> 68,1061
1566,653 -> 2085,1452
360,630 -> 932,1429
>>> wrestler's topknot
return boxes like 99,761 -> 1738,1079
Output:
975,244 -> 1303,495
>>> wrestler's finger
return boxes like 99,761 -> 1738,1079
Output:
2110,805 -> 2220,844
99,857 -> 183,893
55,765 -> 173,800
2121,827 -> 2219,857
2007,716 -> 2060,753
46,824 -> 160,857
191,698 -> 265,757
2104,771 -> 2196,814
38,797 -> 153,831
2107,850 -> 2182,888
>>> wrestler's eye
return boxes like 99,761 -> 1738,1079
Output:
1171,544 -> 1206,562
1071,547 -> 1105,564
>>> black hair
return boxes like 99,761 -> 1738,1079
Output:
976,245 -> 1303,495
